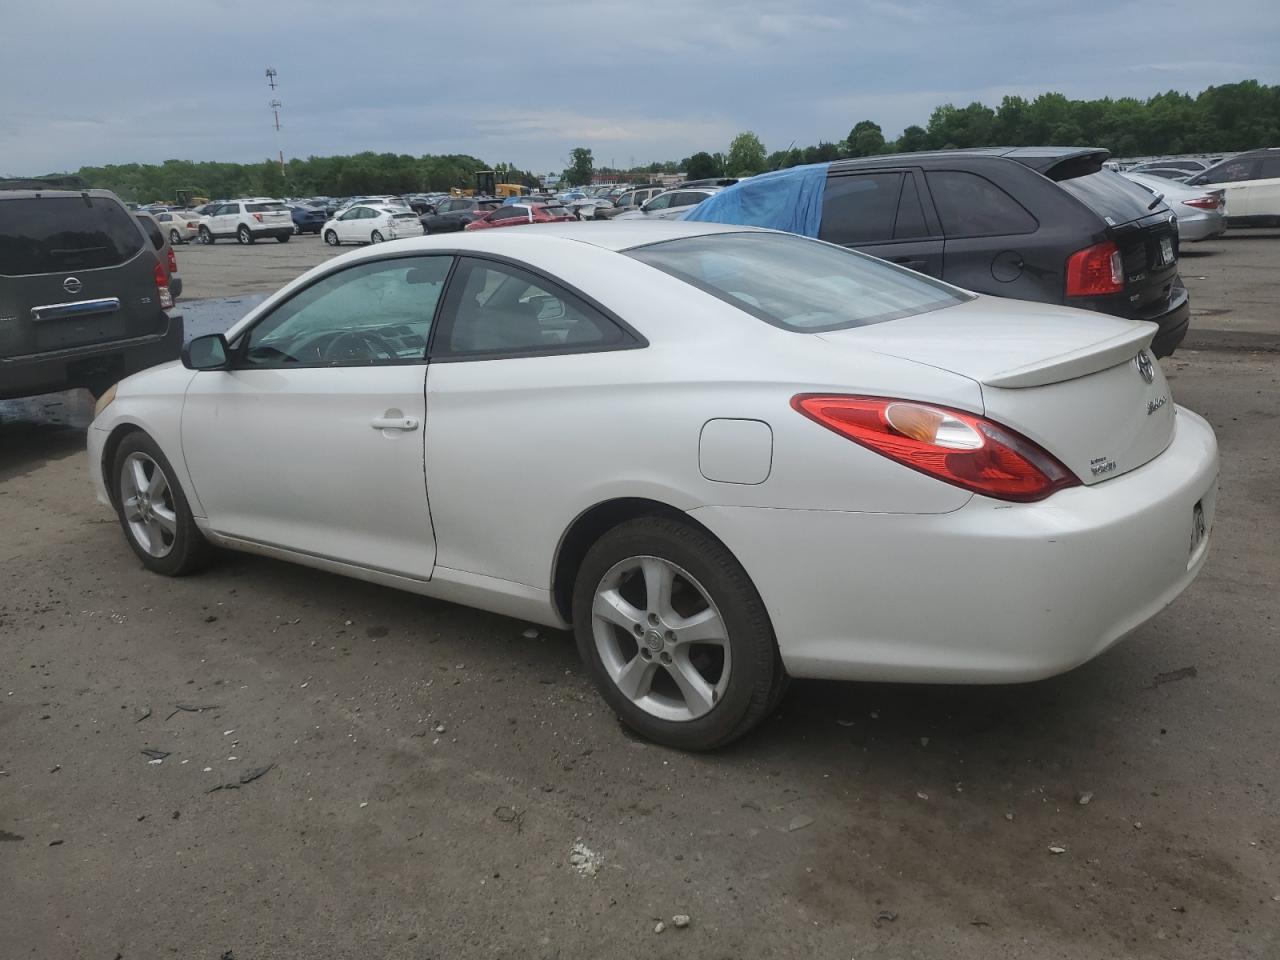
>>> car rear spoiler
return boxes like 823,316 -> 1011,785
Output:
1005,148 -> 1111,182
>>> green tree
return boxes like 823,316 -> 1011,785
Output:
683,151 -> 720,180
566,147 -> 594,187
726,131 -> 766,176
894,125 -> 929,152
846,120 -> 885,157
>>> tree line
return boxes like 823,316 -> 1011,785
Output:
72,153 -> 541,203
64,80 -> 1279,200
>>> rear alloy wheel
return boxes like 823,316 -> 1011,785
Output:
168,228 -> 182,245
199,226 -> 214,244
237,225 -> 253,244
111,432 -> 211,576
573,517 -> 778,750
324,230 -> 340,246
370,230 -> 384,244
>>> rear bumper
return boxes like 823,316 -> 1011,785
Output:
689,406 -> 1218,684
251,227 -> 292,239
0,314 -> 184,400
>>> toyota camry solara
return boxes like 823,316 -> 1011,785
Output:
88,222 -> 1218,750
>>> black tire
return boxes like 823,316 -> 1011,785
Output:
293,223 -> 302,235
237,225 -> 253,244
276,233 -> 290,243
109,431 -> 212,577
324,230 -> 340,246
370,230 -> 384,244
199,226 -> 214,244
168,229 -> 182,245
572,517 -> 777,751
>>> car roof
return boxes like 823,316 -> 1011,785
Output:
831,145 -> 1110,176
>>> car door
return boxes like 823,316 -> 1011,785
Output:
819,169 -> 944,278
1249,154 -> 1280,218
213,203 -> 239,237
921,168 -> 1042,296
422,256 -> 643,586
1192,156 -> 1260,217
181,254 -> 453,579
336,207 -> 365,243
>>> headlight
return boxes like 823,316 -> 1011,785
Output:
93,383 -> 118,419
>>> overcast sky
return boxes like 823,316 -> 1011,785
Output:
2,0 -> 1277,175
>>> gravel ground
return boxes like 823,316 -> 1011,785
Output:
1,235 -> 1278,960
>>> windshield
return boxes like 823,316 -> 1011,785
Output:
627,231 -> 969,332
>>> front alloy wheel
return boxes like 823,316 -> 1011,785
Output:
324,230 -> 340,246
111,432 -> 211,576
573,517 -> 780,750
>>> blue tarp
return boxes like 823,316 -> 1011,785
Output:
682,162 -> 830,237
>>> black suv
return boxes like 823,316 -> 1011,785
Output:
0,179 -> 182,400
814,148 -> 1189,356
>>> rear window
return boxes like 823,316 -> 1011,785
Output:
627,231 -> 968,332
1058,170 -> 1158,225
0,195 -> 145,275
925,170 -> 1038,238
246,202 -> 288,212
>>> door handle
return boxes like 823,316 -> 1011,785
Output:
370,416 -> 419,431
890,257 -> 929,271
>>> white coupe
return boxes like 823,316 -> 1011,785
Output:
88,222 -> 1218,750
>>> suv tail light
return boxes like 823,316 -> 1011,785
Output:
792,395 -> 1079,503
1181,196 -> 1222,211
252,213 -> 264,223
153,261 -> 174,309
1065,240 -> 1124,297
166,247 -> 178,276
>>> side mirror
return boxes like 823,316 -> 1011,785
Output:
182,333 -> 229,370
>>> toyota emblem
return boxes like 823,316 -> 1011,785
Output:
1135,350 -> 1154,384
62,276 -> 82,294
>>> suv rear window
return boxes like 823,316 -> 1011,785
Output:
246,202 -> 288,212
0,195 -> 144,276
1057,170 -> 1156,225
627,231 -> 968,332
136,215 -> 164,250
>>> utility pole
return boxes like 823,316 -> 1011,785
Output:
265,67 -> 284,175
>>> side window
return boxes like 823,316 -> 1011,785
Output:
1256,156 -> 1280,179
241,256 -> 451,367
438,258 -> 631,357
220,204 -> 239,216
136,216 -> 164,250
1201,158 -> 1258,184
894,173 -> 929,239
819,172 -> 903,244
925,170 -> 1038,238
672,192 -> 707,207
340,207 -> 363,221
617,192 -> 636,207
645,193 -> 674,211
489,207 -> 523,222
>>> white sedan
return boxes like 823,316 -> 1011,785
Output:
322,204 -> 422,246
87,222 -> 1218,750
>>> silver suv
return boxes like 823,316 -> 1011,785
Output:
0,179 -> 181,399
612,187 -> 721,221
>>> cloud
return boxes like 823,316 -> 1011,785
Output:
0,0 -> 1277,173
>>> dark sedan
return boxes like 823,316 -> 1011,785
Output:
419,197 -> 504,233
289,204 -> 328,235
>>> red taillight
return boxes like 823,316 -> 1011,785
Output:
792,395 -> 1080,503
1181,196 -> 1221,211
153,261 -> 174,309
253,213 -> 263,223
166,247 -> 177,276
1065,240 -> 1124,297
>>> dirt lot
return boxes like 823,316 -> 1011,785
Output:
2,234 -> 1279,959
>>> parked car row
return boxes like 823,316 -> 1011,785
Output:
1110,148 -> 1280,225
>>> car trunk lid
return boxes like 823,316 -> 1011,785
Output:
818,294 -> 1176,485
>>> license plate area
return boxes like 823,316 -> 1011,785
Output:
1160,236 -> 1175,267
36,313 -> 125,350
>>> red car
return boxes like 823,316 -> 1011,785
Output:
464,202 -> 576,230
